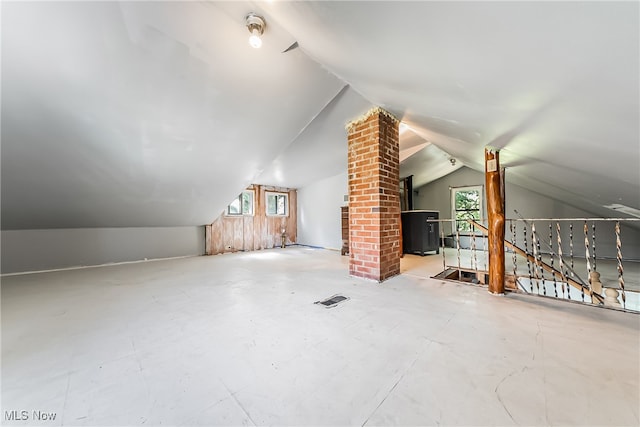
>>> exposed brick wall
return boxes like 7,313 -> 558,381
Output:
347,109 -> 400,282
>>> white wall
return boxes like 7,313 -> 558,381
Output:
297,172 -> 348,250
1,227 -> 205,274
414,167 -> 640,260
415,166 -> 624,220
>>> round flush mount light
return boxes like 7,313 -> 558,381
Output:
245,13 -> 266,49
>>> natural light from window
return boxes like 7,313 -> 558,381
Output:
266,192 -> 288,216
227,191 -> 254,216
451,186 -> 483,233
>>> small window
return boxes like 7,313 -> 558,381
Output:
266,192 -> 288,216
451,186 -> 483,233
227,191 -> 254,216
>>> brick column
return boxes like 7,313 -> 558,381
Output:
347,108 -> 400,282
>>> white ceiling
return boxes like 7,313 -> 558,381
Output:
1,1 -> 344,228
2,1 -> 638,229
255,85 -> 371,189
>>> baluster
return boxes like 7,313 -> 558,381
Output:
483,222 -> 487,273
456,227 -> 461,277
556,222 -> 568,299
569,223 -> 575,279
592,222 -> 597,272
584,221 -> 591,302
532,223 -> 542,294
536,224 -> 546,295
550,223 -> 557,297
615,222 -> 626,309
524,222 -> 533,292
570,223 -> 581,300
588,222 -> 603,304
471,223 -> 477,272
441,225 -> 446,273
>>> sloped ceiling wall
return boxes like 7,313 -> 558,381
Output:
1,1 -> 345,229
255,85 -> 372,189
2,1 -> 638,230
265,1 -> 639,219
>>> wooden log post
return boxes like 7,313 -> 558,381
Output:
485,148 -> 505,295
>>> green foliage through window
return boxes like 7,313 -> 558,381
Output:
452,187 -> 482,232
227,191 -> 254,216
242,192 -> 252,214
266,192 -> 288,216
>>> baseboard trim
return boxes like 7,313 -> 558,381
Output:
1,254 -> 200,277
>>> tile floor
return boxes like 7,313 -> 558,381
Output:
2,247 -> 639,426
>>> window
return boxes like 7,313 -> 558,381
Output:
227,191 -> 254,216
266,192 -> 288,216
451,186 -> 483,233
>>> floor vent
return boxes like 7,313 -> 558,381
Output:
315,294 -> 349,308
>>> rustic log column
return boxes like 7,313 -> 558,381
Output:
347,107 -> 401,282
500,167 -> 506,213
485,148 -> 505,294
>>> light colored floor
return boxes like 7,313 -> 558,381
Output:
2,247 -> 639,426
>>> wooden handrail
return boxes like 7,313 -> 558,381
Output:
469,220 -> 604,304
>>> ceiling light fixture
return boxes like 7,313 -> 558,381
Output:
245,13 -> 266,49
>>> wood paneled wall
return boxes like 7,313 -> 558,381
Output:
205,185 -> 297,255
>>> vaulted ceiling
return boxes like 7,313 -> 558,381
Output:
2,1 -> 638,229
